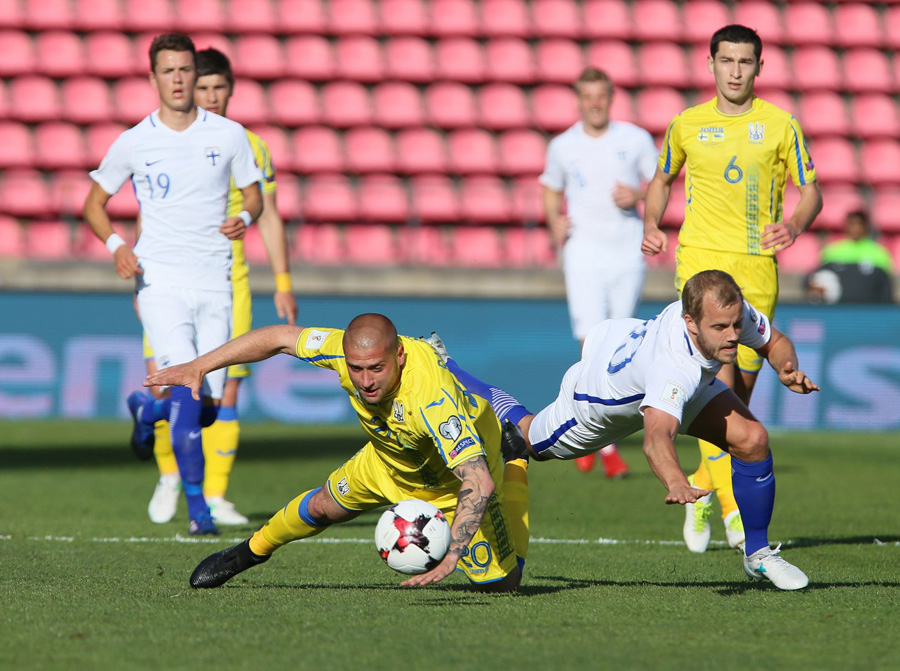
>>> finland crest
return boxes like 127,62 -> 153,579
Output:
204,146 -> 221,166
392,400 -> 405,423
748,122 -> 765,144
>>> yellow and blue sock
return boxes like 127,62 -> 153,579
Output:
695,439 -> 740,520
202,406 -> 240,499
503,459 -> 529,572
731,453 -> 774,556
249,488 -> 329,556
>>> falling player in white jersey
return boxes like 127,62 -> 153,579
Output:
82,33 -> 263,536
540,67 -> 659,478
429,270 -> 819,590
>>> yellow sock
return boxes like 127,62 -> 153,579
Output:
249,489 -> 329,556
697,439 -> 739,520
503,459 -> 530,561
153,420 -> 178,476
691,452 -> 713,491
202,419 -> 240,499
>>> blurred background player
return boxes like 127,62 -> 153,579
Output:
142,47 -> 298,526
641,25 -> 822,553
83,34 -> 263,535
540,67 -> 658,477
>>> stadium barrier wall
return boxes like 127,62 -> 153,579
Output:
1,292 -> 898,431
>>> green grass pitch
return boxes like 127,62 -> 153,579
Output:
1,420 -> 898,671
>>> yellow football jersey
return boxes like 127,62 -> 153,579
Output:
294,328 -> 505,491
659,97 -> 817,256
227,129 -> 276,218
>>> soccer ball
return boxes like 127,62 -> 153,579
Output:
374,499 -> 452,575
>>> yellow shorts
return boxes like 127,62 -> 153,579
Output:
326,442 -> 518,585
142,241 -> 252,379
675,245 -> 778,374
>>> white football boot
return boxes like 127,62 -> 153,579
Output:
207,497 -> 250,525
742,544 -> 809,590
724,509 -> 746,551
422,332 -> 449,363
148,473 -> 181,524
682,475 -> 713,553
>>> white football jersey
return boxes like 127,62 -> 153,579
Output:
90,108 -> 261,291
540,121 -> 657,261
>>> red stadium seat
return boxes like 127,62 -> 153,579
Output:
384,37 -> 435,83
23,0 -> 74,30
84,32 -> 139,78
238,226 -> 269,265
357,175 -> 409,223
85,123 -> 127,169
497,129 -> 546,176
60,77 -> 113,126
610,88 -> 635,124
1,170 -> 51,218
732,2 -> 784,45
291,126 -> 345,174
460,176 -> 513,224
660,181 -> 686,228
797,92 -> 849,138
24,220 -> 72,260
400,224 -> 452,266
227,0 -> 278,34
190,33 -> 233,59
34,30 -> 84,78
0,121 -> 34,169
447,128 -> 499,175
530,84 -> 578,132
756,90 -> 795,116
112,77 -> 158,125
450,226 -> 506,268
34,122 -> 86,170
860,141 -> 900,187
810,137 -> 859,185
775,234 -> 822,275
8,75 -> 60,123
373,81 -> 426,129
328,0 -> 378,35
0,1 -> 24,29
510,177 -> 545,225
811,185 -> 865,231
226,79 -> 270,126
176,0 -> 226,33
283,36 -> 335,81
395,127 -> 448,175
834,3 -> 885,49
246,125 -> 291,174
582,0 -> 632,41
106,184 -> 139,219
51,169 -> 94,217
335,36 -> 385,84
535,39 -> 585,86
0,79 -> 7,119
631,0 -> 682,43
682,1 -> 731,44
783,2 -> 834,46
754,45 -> 792,94
292,223 -> 345,265
687,45 -> 714,90
586,41 -> 638,89
428,0 -> 479,38
435,38 -> 486,84
872,190 -> 900,234
425,82 -> 477,129
409,175 -> 460,223
277,0 -> 328,35
505,226 -> 557,268
123,0 -> 175,33
851,94 -> 900,140
634,88 -> 686,136
478,83 -> 530,131
268,79 -> 321,127
0,30 -> 34,78
344,127 -> 396,174
841,49 -> 894,95
531,0 -> 581,40
302,175 -> 359,222
272,172 -> 302,220
790,47 -> 841,92
344,224 -> 401,264
233,34 -> 286,80
0,215 -> 25,258
888,6 -> 900,51
484,38 -> 536,84
480,0 -> 532,39
74,0 -> 122,30
379,0 -> 429,36
320,81 -> 372,128
637,42 -> 689,89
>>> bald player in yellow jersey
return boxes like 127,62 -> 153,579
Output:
145,314 -> 530,592
642,24 -> 822,553
143,48 -> 297,526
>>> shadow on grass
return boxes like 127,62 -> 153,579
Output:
784,535 -> 900,548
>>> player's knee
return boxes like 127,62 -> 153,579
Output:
472,567 -> 521,593
732,423 -> 769,461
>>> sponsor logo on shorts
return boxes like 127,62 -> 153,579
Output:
661,381 -> 687,408
439,415 -> 462,442
449,436 -> 476,459
305,329 -> 330,350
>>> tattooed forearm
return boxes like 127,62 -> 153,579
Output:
446,456 -> 495,557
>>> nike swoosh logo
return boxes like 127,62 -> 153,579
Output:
188,430 -> 202,440
708,452 -> 729,461
145,159 -> 164,166
756,472 -> 774,483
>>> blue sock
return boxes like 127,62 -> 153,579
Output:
147,396 -> 171,424
445,358 -> 532,424
169,386 -> 208,520
731,453 -> 775,556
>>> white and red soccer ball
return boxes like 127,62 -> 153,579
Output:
375,499 -> 452,575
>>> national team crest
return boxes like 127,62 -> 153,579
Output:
204,146 -> 221,166
748,123 -> 765,143
392,400 -> 405,423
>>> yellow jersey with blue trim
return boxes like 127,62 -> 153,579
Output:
226,128 -> 276,218
658,97 -> 817,256
294,328 -> 504,491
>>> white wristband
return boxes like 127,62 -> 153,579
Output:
105,233 -> 126,254
238,210 -> 253,227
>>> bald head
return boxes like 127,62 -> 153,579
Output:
343,313 -> 399,353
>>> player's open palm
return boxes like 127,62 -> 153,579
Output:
144,363 -> 205,401
400,553 -> 458,587
665,483 -> 710,505
779,361 -> 819,394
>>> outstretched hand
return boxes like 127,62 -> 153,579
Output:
400,553 -> 458,587
665,484 -> 710,505
778,360 -> 820,394
144,362 -> 205,401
